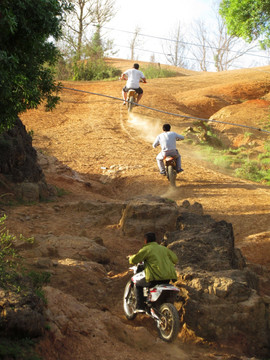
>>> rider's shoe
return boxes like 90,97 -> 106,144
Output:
177,168 -> 184,173
160,171 -> 166,176
123,101 -> 126,106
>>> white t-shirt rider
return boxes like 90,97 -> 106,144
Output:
124,68 -> 145,89
153,131 -> 185,152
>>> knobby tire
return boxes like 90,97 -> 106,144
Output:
168,165 -> 176,187
158,303 -> 180,342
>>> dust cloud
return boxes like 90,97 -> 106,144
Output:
127,113 -> 162,143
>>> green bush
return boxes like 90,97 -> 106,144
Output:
213,155 -> 233,169
55,58 -> 121,81
141,64 -> 179,79
73,59 -> 121,81
235,160 -> 270,184
0,214 -> 22,290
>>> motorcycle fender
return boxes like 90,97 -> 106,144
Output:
131,270 -> 145,284
149,285 -> 179,302
149,287 -> 163,301
128,89 -> 137,97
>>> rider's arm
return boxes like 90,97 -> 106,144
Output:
120,73 -> 127,80
141,77 -> 147,83
175,133 -> 185,141
129,248 -> 146,265
152,135 -> 160,148
167,248 -> 178,264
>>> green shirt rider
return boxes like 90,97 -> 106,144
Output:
128,232 -> 178,312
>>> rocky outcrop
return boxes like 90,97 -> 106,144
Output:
0,283 -> 45,338
118,196 -> 270,355
119,195 -> 179,241
166,201 -> 270,357
18,234 -> 111,265
0,118 -> 52,201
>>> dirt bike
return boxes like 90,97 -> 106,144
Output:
164,155 -> 178,187
123,262 -> 180,342
126,89 -> 138,113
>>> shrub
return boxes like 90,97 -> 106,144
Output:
235,160 -> 270,184
0,214 -> 22,290
141,64 -> 179,79
55,58 -> 121,81
0,215 -> 50,359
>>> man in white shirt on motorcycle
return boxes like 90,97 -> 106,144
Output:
120,63 -> 147,105
153,123 -> 185,175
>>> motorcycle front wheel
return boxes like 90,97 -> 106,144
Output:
158,303 -> 180,342
167,165 -> 176,187
123,280 -> 137,320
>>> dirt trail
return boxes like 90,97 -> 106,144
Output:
21,76 -> 270,253
6,67 -> 270,359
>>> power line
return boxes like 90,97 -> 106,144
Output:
61,86 -> 270,135
99,25 -> 270,60
114,43 -> 259,70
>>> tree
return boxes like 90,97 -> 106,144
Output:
163,23 -> 188,68
0,0 -> 71,131
220,0 -> 270,48
211,14 -> 256,71
129,26 -> 141,60
63,0 -> 93,59
190,2 -> 256,71
87,25 -> 104,59
90,0 -> 116,27
63,0 -> 116,59
190,20 -> 210,71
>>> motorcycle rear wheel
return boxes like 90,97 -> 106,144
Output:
167,165 -> 176,187
158,303 -> 180,342
128,96 -> 135,112
123,280 -> 137,320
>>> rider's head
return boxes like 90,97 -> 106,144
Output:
144,232 -> 156,243
163,123 -> 171,132
133,63 -> 139,69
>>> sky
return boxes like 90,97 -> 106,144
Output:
99,0 -> 269,71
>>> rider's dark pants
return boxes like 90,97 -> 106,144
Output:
135,278 -> 170,310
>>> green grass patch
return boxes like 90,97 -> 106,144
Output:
192,141 -> 270,185
235,160 -> 270,184
140,64 -> 179,79
186,120 -> 270,185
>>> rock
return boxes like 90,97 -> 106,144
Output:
119,195 -> 179,240
78,242 -> 110,264
0,117 -> 52,201
0,287 -> 45,338
168,206 -> 270,357
35,258 -> 54,269
18,182 -> 40,202
40,286 -> 163,360
22,234 -> 110,265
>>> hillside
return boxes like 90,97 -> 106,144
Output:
3,59 -> 270,359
